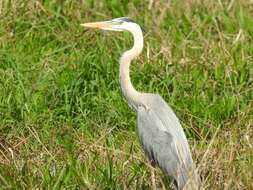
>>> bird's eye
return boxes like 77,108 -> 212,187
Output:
115,21 -> 123,24
111,18 -> 123,24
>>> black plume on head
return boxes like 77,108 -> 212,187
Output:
115,17 -> 145,32
118,17 -> 136,23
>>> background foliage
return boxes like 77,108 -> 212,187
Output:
0,0 -> 252,189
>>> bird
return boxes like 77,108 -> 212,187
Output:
81,17 -> 200,190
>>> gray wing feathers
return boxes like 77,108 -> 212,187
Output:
137,95 -> 197,189
137,107 -> 187,187
149,95 -> 194,168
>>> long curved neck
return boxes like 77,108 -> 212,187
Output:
119,27 -> 144,110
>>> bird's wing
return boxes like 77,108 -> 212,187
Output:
137,106 -> 187,185
149,95 -> 193,167
149,95 -> 186,139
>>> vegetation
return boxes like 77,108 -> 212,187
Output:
0,0 -> 252,189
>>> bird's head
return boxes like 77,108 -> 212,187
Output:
81,17 -> 143,33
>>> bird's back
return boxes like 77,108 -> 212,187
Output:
137,94 -> 199,189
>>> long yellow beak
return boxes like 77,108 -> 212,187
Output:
80,22 -> 113,29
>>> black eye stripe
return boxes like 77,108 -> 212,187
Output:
113,17 -> 136,23
113,17 -> 145,33
119,17 -> 136,23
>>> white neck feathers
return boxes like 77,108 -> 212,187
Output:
119,24 -> 144,110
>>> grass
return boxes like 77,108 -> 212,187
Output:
0,0 -> 252,189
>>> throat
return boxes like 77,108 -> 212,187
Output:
118,25 -> 145,110
119,53 -> 144,110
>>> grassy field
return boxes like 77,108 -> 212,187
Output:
0,0 -> 253,189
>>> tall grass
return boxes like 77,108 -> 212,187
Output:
0,0 -> 252,189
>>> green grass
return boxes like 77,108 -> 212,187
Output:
0,0 -> 252,189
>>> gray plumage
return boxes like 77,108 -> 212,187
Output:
137,94 -> 199,189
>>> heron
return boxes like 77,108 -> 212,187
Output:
81,17 -> 200,190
